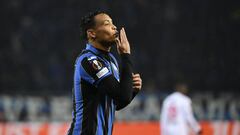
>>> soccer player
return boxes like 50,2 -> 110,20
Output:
67,11 -> 142,135
160,82 -> 202,135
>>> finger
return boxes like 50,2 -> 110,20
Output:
133,85 -> 141,88
133,81 -> 141,86
133,84 -> 141,88
119,28 -> 122,41
133,80 -> 142,87
133,79 -> 141,83
115,38 -> 120,45
122,28 -> 127,40
132,74 -> 140,77
121,28 -> 128,43
132,75 -> 141,80
116,39 -> 122,49
133,77 -> 142,82
133,86 -> 141,89
120,28 -> 124,43
132,73 -> 140,76
133,78 -> 141,84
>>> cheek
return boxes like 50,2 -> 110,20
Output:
96,29 -> 112,39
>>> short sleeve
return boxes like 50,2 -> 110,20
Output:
80,55 -> 112,86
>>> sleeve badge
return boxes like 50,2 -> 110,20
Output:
92,60 -> 103,70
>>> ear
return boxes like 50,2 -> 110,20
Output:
87,29 -> 96,39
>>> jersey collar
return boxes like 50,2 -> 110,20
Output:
86,43 -> 109,55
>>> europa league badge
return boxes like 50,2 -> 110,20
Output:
92,60 -> 103,70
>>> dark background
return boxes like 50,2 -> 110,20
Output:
1,0 -> 240,95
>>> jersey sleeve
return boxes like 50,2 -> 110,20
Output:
77,53 -> 134,109
184,100 -> 201,133
79,54 -> 112,86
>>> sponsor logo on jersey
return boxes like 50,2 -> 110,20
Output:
96,67 -> 109,78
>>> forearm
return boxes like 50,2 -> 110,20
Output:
118,53 -> 133,104
187,116 -> 201,133
98,53 -> 133,109
116,90 -> 138,110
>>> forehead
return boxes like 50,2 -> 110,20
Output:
94,13 -> 112,23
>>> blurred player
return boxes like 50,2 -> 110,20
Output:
67,11 -> 142,135
160,82 -> 202,135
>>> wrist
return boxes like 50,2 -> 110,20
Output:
120,53 -> 132,66
120,53 -> 131,57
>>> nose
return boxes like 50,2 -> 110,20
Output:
112,24 -> 117,30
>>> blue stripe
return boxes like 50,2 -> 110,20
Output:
96,104 -> 105,135
72,57 -> 84,135
72,86 -> 83,134
108,100 -> 115,135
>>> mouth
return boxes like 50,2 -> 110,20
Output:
114,31 -> 119,38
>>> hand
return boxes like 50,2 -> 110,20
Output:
132,73 -> 142,92
115,27 -> 131,54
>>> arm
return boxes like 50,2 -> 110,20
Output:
81,28 -> 141,110
98,53 -> 134,110
114,28 -> 142,110
103,28 -> 142,110
184,100 -> 201,134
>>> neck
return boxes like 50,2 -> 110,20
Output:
88,40 -> 111,52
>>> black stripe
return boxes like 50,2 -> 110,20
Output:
103,96 -> 110,135
81,79 -> 99,135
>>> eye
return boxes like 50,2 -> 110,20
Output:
103,20 -> 113,26
104,23 -> 110,25
104,22 -> 111,26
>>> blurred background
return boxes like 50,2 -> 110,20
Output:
1,0 -> 240,134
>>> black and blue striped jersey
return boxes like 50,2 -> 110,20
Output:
68,43 -> 136,135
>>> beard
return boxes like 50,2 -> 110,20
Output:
96,30 -> 119,48
98,39 -> 116,48
98,34 -> 118,48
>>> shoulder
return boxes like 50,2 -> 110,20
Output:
163,93 -> 173,104
167,92 -> 187,103
177,94 -> 191,106
75,51 -> 106,73
180,93 -> 191,103
75,51 -> 106,68
75,51 -> 111,82
75,52 -> 97,64
77,52 -> 107,72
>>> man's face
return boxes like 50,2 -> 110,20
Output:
92,14 -> 118,45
